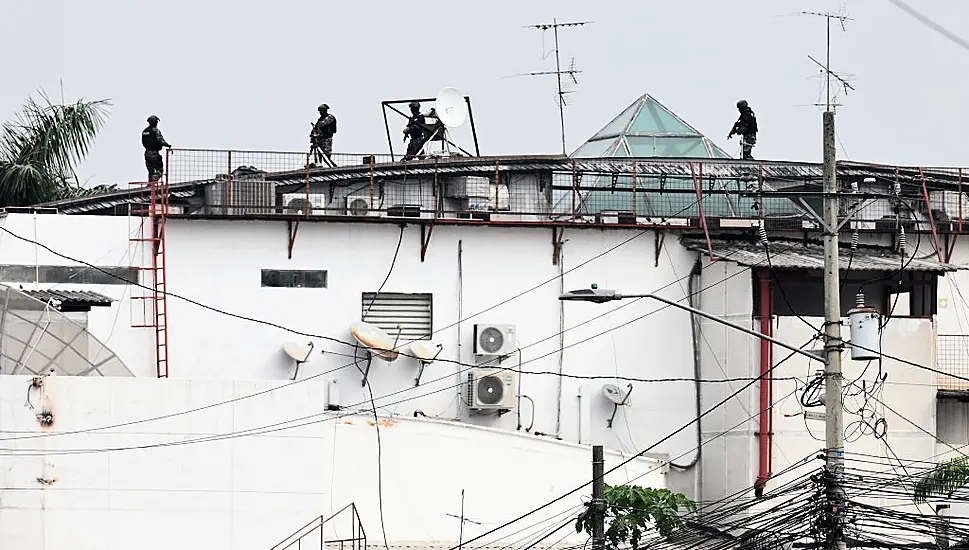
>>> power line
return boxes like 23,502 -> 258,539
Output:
885,0 -> 969,53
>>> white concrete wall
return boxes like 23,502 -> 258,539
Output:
0,375 -> 666,550
697,294 -> 939,507
0,213 -> 700,486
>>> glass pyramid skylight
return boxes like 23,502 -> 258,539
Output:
571,94 -> 731,159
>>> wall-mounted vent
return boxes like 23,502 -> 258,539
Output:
361,292 -> 432,342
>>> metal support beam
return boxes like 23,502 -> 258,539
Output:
287,219 -> 300,260
420,222 -> 435,262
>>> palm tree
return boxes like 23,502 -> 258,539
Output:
914,456 -> 969,503
0,91 -> 116,207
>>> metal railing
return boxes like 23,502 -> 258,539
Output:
938,335 -> 969,391
269,503 -> 366,550
152,148 -> 969,239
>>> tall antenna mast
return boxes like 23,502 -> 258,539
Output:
524,18 -> 591,155
801,11 -> 855,112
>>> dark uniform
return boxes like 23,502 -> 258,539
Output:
728,100 -> 758,160
310,104 -> 337,165
142,115 -> 171,182
402,102 -> 426,161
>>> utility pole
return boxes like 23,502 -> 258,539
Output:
592,445 -> 605,550
822,109 -> 846,550
523,19 -> 590,155
803,10 -> 852,550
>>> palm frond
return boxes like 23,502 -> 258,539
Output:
913,457 -> 969,503
0,91 -> 110,207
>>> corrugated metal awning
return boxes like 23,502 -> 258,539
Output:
683,238 -> 959,273
20,289 -> 115,307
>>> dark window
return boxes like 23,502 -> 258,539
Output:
261,269 -> 328,288
0,264 -> 137,285
752,268 -> 938,318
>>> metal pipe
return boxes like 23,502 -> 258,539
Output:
456,239 -> 464,411
555,243 -> 565,437
755,271 -> 774,495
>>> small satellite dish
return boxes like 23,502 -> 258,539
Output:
434,87 -> 468,128
602,384 -> 626,405
603,383 -> 634,429
350,321 -> 400,362
283,341 -> 315,380
408,340 -> 444,386
284,342 -> 314,363
409,340 -> 443,363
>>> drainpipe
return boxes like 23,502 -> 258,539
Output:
555,245 -> 565,438
754,270 -> 773,496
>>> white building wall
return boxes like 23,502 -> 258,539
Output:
697,300 -> 939,507
0,375 -> 666,550
0,213 -> 700,486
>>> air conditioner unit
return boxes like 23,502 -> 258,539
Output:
346,195 -> 378,217
282,193 -> 327,215
473,324 -> 517,356
466,368 -> 517,411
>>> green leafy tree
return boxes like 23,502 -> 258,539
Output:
575,484 -> 697,550
0,92 -> 116,207
914,456 -> 969,503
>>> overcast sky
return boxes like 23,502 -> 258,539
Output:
2,0 -> 967,186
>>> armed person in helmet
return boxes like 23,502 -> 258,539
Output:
402,101 -> 428,162
310,103 -> 338,166
142,115 -> 172,182
727,100 -> 758,160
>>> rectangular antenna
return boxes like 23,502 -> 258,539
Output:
522,18 -> 592,155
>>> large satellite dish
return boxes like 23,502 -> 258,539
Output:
434,87 -> 468,128
350,321 -> 400,362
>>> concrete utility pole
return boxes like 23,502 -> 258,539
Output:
592,445 -> 605,550
822,110 -> 846,550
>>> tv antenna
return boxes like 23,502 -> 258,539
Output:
522,18 -> 591,155
801,10 -> 855,112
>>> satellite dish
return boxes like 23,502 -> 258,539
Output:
408,340 -> 443,386
350,321 -> 400,362
603,383 -> 634,429
434,87 -> 468,128
602,384 -> 626,405
284,342 -> 314,363
283,341 -> 315,380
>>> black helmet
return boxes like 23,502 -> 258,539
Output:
318,103 -> 329,111
147,115 -> 160,124
737,100 -> 749,109
409,101 -> 420,110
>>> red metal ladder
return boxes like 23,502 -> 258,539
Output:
128,179 -> 170,378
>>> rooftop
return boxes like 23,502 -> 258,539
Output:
683,238 -> 958,273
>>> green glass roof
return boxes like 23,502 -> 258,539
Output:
572,93 -> 730,159
562,94 -> 805,220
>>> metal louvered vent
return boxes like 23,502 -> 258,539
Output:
361,292 -> 432,342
